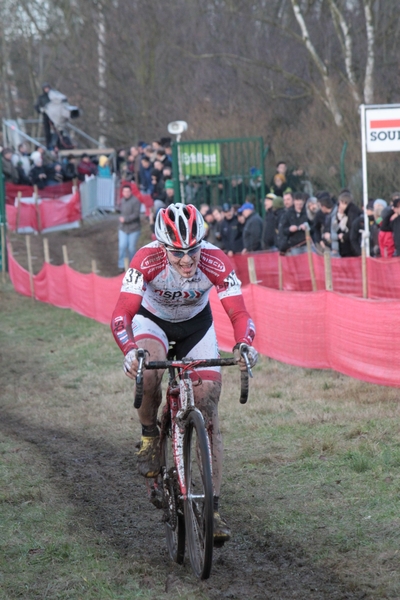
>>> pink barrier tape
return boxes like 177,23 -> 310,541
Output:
7,247 -> 400,387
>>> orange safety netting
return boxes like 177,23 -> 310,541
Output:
8,249 -> 400,388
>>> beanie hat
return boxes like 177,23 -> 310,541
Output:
273,196 -> 284,210
165,179 -> 174,190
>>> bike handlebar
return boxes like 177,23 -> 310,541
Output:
134,350 -> 251,409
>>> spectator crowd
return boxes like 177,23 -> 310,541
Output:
3,134 -> 400,259
0,143 -> 107,190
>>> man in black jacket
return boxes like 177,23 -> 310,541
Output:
220,203 -> 243,255
238,202 -> 264,253
279,192 -> 309,255
332,190 -> 362,257
262,193 -> 279,250
350,200 -> 376,256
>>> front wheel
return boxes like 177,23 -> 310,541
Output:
183,409 -> 214,580
160,422 -> 185,564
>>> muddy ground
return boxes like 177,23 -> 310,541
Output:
3,218 -> 369,599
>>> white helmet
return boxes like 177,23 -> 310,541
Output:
155,203 -> 206,249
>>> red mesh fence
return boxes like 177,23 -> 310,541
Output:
231,252 -> 400,299
5,182 -> 74,205
6,190 -> 81,232
8,248 -> 400,388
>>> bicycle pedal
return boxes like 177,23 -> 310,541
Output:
149,487 -> 163,509
145,479 -> 163,509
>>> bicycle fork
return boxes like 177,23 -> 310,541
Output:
171,374 -> 213,501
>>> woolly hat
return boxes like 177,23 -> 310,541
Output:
165,179 -> 174,190
250,167 -> 261,178
366,199 -> 375,211
273,196 -> 284,210
373,198 -> 387,209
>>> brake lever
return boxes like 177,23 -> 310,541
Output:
239,344 -> 253,378
136,348 -> 146,387
242,350 -> 253,378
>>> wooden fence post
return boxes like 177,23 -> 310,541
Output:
361,233 -> 368,299
43,238 -> 50,263
16,192 -> 22,233
305,227 -> 317,291
247,257 -> 258,284
62,245 -> 69,266
34,185 -> 41,233
324,248 -> 333,291
25,235 -> 35,300
92,259 -> 97,274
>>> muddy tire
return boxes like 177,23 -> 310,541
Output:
183,409 -> 214,580
160,424 -> 185,564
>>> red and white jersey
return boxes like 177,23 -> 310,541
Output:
111,240 -> 255,354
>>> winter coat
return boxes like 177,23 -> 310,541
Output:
280,205 -> 308,250
262,208 -> 278,249
220,215 -> 243,254
332,202 -> 362,257
120,194 -> 141,234
381,209 -> 400,256
242,211 -> 264,252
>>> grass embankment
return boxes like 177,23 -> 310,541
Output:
1,280 -> 399,599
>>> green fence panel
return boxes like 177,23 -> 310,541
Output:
171,136 -> 265,214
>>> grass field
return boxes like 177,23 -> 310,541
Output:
1,278 -> 399,599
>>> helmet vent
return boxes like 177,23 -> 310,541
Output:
167,208 -> 176,222
178,216 -> 187,240
166,224 -> 177,242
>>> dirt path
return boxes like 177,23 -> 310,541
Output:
0,411 -> 366,599
2,222 -> 370,598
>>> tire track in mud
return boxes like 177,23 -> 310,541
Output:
0,412 -> 368,600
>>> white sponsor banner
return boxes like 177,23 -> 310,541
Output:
366,107 -> 400,152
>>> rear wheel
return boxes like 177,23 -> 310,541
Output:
183,409 -> 214,580
160,422 -> 185,564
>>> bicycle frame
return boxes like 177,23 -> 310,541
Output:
134,349 -> 252,579
162,367 -> 210,501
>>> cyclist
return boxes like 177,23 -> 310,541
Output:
111,203 -> 257,544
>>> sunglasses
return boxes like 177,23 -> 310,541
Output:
165,245 -> 201,258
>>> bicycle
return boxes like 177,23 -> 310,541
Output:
134,345 -> 253,580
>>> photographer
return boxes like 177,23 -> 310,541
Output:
35,83 -> 52,148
